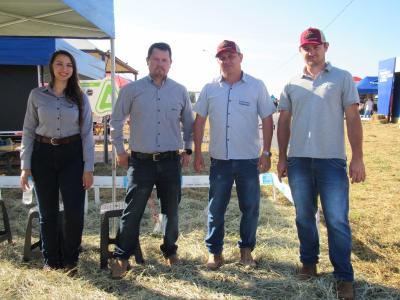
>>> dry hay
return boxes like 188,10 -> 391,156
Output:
0,121 -> 399,299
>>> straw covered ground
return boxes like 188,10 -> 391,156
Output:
0,120 -> 399,299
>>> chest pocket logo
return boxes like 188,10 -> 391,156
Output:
320,82 -> 335,90
318,82 -> 339,99
238,100 -> 250,106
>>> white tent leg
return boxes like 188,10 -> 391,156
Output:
110,38 -> 117,204
84,190 -> 88,215
94,187 -> 100,204
110,38 -> 117,235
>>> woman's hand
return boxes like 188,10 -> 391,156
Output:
20,169 -> 32,191
82,171 -> 94,190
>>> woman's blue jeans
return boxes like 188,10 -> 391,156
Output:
287,157 -> 354,282
206,158 -> 260,255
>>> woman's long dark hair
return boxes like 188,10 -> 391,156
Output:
49,50 -> 83,126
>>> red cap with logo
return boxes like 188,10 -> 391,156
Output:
215,40 -> 241,57
300,28 -> 327,47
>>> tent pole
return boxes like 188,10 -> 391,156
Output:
110,38 -> 117,203
37,65 -> 41,87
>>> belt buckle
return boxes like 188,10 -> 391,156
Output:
50,137 -> 59,146
152,153 -> 161,161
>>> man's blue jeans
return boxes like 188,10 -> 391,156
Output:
206,158 -> 260,254
113,155 -> 181,259
287,157 -> 354,282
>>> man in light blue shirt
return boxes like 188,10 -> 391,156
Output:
194,40 -> 276,269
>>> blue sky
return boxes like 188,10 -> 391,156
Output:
92,0 -> 400,96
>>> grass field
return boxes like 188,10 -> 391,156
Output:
0,120 -> 399,299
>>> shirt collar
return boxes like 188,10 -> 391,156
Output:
218,71 -> 247,83
147,75 -> 168,87
301,62 -> 332,79
42,84 -> 65,97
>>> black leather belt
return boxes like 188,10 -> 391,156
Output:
132,151 -> 179,161
35,134 -> 81,146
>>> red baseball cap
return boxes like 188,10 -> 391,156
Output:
215,40 -> 241,57
300,28 -> 327,47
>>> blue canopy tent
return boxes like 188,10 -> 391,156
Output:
357,76 -> 378,95
0,37 -> 105,79
0,0 -> 114,39
0,37 -> 105,132
0,0 -> 119,201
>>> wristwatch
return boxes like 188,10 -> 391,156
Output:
185,149 -> 193,155
262,150 -> 272,157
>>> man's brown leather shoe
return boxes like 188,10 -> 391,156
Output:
64,264 -> 78,277
336,281 -> 355,300
239,248 -> 257,268
110,259 -> 130,279
206,254 -> 224,270
297,263 -> 317,280
166,254 -> 180,266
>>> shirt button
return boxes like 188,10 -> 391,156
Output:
57,117 -> 60,120
158,122 -> 160,124
158,98 -> 160,101
157,109 -> 160,112
57,128 -> 60,130
227,138 -> 230,141
57,108 -> 59,110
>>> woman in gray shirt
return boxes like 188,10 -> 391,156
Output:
20,50 -> 94,274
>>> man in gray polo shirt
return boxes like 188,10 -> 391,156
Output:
110,42 -> 194,278
194,40 -> 276,269
277,28 -> 365,300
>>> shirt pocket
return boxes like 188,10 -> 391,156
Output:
61,101 -> 75,108
318,82 -> 340,99
61,102 -> 79,124
166,107 -> 181,122
236,99 -> 256,113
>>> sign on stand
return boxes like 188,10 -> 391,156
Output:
81,79 -> 120,117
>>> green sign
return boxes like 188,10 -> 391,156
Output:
81,79 -> 120,117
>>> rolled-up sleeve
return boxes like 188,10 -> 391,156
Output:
110,86 -> 132,154
342,71 -> 360,108
181,88 -> 194,149
80,94 -> 94,172
20,90 -> 39,170
257,80 -> 276,119
278,84 -> 292,112
193,85 -> 209,118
